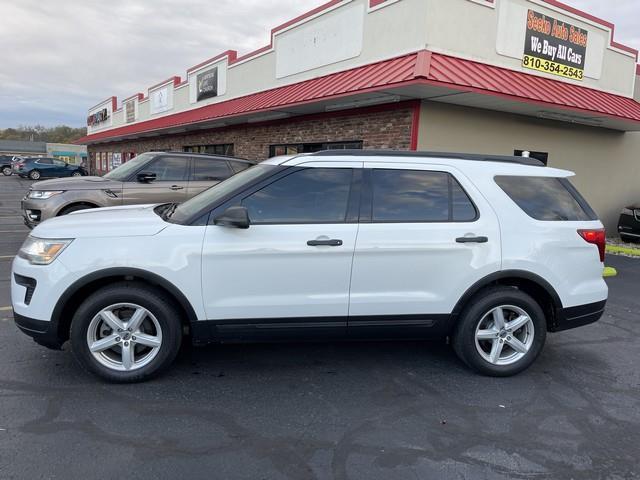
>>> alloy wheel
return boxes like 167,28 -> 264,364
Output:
474,305 -> 535,366
86,303 -> 163,372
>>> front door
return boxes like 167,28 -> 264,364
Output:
122,154 -> 189,205
200,162 -> 361,339
348,163 -> 501,336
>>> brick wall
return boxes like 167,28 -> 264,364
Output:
88,104 -> 415,165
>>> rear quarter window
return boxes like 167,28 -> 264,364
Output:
495,176 -> 598,221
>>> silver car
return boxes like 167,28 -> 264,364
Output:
21,151 -> 255,228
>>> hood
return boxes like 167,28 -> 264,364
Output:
29,176 -> 123,191
32,204 -> 168,239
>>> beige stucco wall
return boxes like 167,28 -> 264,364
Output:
417,101 -> 640,231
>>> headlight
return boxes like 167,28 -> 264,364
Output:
18,237 -> 73,265
28,190 -> 65,199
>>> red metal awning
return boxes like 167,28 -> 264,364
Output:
76,50 -> 640,144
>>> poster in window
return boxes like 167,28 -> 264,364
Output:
112,153 -> 122,169
197,67 -> 218,101
523,10 -> 588,81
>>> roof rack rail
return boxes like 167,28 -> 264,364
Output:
309,149 -> 545,167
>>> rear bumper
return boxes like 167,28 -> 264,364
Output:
14,311 -> 63,350
552,300 -> 606,332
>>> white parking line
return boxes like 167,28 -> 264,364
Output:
0,306 -> 12,312
0,256 -> 15,260
0,231 -> 26,234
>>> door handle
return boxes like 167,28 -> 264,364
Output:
307,239 -> 343,247
456,236 -> 488,244
170,185 -> 184,191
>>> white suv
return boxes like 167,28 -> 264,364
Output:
11,151 -> 608,382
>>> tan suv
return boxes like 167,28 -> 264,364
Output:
21,151 -> 255,228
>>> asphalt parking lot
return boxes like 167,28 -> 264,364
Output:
0,174 -> 639,480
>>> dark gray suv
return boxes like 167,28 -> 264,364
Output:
21,151 -> 255,228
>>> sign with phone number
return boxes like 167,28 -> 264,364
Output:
522,55 -> 584,80
523,9 -> 588,82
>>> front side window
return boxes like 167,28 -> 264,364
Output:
372,169 -> 477,223
191,159 -> 232,181
36,158 -> 53,165
145,156 -> 188,181
242,168 -> 353,224
104,152 -> 156,181
495,176 -> 597,221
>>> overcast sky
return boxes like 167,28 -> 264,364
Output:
0,0 -> 637,129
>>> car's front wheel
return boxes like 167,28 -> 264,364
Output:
452,287 -> 546,377
28,170 -> 41,180
70,283 -> 183,382
71,171 -> 82,177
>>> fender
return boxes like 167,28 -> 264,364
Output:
450,270 -> 563,319
52,267 -> 199,336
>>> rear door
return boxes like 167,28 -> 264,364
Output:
122,154 -> 189,204
348,162 -> 501,336
34,158 -> 54,177
186,157 -> 234,198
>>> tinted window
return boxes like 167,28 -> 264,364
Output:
191,159 -> 232,181
53,159 -> 66,167
36,158 -> 53,165
495,176 -> 597,221
452,180 -> 477,221
146,156 -> 188,181
242,168 -> 353,224
372,169 -> 476,222
230,161 -> 252,173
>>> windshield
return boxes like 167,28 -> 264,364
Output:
170,164 -> 280,224
104,153 -> 156,181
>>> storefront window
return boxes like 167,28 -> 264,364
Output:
268,141 -> 363,158
183,144 -> 234,156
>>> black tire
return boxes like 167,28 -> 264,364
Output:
452,286 -> 547,377
28,169 -> 41,180
620,234 -> 638,244
59,204 -> 94,216
70,282 -> 183,383
71,171 -> 82,177
2,166 -> 11,176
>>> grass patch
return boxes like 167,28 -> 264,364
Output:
606,244 -> 640,257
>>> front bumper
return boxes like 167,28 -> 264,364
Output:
21,197 -> 64,228
14,311 -> 64,349
552,300 -> 607,332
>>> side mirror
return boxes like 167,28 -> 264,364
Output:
213,206 -> 250,229
137,171 -> 157,183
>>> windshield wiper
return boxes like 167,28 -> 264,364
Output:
160,202 -> 178,220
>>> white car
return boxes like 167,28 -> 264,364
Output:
11,151 -> 608,382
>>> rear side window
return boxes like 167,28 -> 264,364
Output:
191,159 -> 232,181
495,176 -> 597,221
371,169 -> 477,222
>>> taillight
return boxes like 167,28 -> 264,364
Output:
578,229 -> 606,263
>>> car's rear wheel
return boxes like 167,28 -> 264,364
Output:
28,170 -> 41,180
452,287 -> 546,377
70,283 -> 183,383
2,166 -> 11,176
